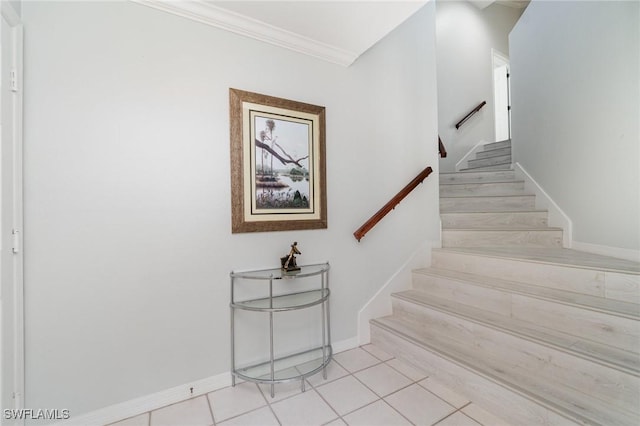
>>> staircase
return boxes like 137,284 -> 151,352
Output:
461,139 -> 512,171
370,141 -> 640,425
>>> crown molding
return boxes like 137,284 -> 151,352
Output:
131,0 -> 359,66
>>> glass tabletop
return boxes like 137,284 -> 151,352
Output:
231,263 -> 329,280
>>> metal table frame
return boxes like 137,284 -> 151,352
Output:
230,262 -> 331,397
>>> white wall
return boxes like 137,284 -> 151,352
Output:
510,0 -> 640,253
22,0 -> 439,417
436,0 -> 523,171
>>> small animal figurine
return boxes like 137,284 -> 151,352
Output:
281,242 -> 302,272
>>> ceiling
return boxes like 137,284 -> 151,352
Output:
134,0 -> 528,66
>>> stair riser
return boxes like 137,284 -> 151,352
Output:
468,155 -> 511,168
440,181 -> 524,196
440,170 -> 515,183
606,273 -> 640,305
461,164 -> 512,171
432,250 -> 605,297
483,140 -> 511,151
390,298 -> 640,412
370,325 -> 580,426
511,295 -> 640,353
441,196 -> 536,212
411,272 -> 639,353
476,147 -> 511,159
441,212 -> 548,228
442,230 -> 563,248
411,273 -> 513,316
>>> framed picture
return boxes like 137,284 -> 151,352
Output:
229,88 -> 327,233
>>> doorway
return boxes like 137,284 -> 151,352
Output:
1,2 -> 24,417
492,49 -> 511,142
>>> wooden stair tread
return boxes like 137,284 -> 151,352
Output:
476,146 -> 511,159
460,165 -> 512,171
372,315 -> 639,426
482,140 -> 511,150
442,226 -> 563,231
441,210 -> 548,214
394,289 -> 640,376
442,224 -> 552,230
441,192 -> 534,199
469,154 -> 511,162
414,267 -> 640,319
440,210 -> 547,215
440,179 -> 523,186
434,247 -> 640,275
440,170 -> 514,177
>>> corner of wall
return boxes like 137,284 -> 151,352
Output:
356,239 -> 436,345
515,162 -> 640,262
514,162 -> 573,247
455,140 -> 488,171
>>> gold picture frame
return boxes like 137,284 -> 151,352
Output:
229,88 -> 327,233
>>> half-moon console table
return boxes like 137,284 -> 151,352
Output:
230,262 -> 331,397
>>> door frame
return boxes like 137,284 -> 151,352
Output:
491,48 -> 511,142
1,2 -> 24,422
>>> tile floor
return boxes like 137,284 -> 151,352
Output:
109,345 -> 511,426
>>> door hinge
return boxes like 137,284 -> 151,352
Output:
12,229 -> 20,254
10,68 -> 18,92
506,72 -> 510,79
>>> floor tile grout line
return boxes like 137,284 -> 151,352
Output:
302,358 -> 384,424
302,363 -> 346,425
416,378 -> 469,412
256,381 -> 284,426
208,382 -> 273,425
379,397 -> 418,426
383,358 -> 428,383
431,404 -> 478,426
331,354 -> 385,375
215,402 -> 274,425
318,346 -> 434,423
262,381 -> 340,426
204,393 -> 216,425
265,400 -> 283,426
116,345 -> 488,426
305,380 -> 346,424
455,405 -> 486,426
350,364 -> 416,401
317,355 -> 419,423
360,345 -> 396,363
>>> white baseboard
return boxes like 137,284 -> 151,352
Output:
572,240 -> 640,263
357,240 -> 435,345
455,140 -> 487,171
55,372 -> 230,426
514,162 -> 573,248
54,337 -> 359,426
332,336 -> 361,354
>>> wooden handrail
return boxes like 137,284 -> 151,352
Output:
455,101 -> 487,129
353,166 -> 433,242
438,136 -> 447,158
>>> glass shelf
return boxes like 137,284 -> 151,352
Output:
234,346 -> 332,384
232,288 -> 329,312
230,262 -> 331,397
231,263 -> 329,280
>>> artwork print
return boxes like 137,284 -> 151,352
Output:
252,114 -> 312,212
230,89 -> 327,233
